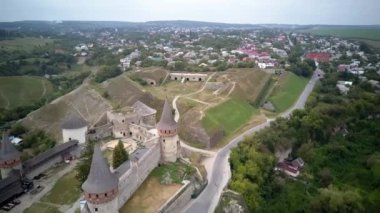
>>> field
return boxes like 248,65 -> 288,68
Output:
0,76 -> 53,109
120,176 -> 181,213
40,170 -> 81,205
268,72 -> 308,112
305,28 -> 380,40
202,98 -> 259,135
0,37 -> 55,51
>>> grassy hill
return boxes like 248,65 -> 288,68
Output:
21,73 -> 163,141
202,99 -> 259,135
304,27 -> 380,41
0,37 -> 54,51
0,76 -> 53,109
268,72 -> 309,112
21,85 -> 112,141
200,69 -> 270,137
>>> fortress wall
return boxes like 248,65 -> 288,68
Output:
157,180 -> 194,213
117,142 -> 161,208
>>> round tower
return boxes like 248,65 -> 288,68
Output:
0,134 -> 22,179
61,115 -> 88,144
82,144 -> 119,213
157,99 -> 179,163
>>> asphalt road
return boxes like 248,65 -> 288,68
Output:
183,71 -> 321,213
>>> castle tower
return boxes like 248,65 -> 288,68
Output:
0,134 -> 22,179
157,99 -> 179,163
61,115 -> 88,144
82,144 -> 119,213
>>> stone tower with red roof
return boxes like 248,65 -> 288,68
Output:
156,99 -> 179,163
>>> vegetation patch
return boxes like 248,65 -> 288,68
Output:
0,37 -> 54,51
304,28 -> 380,41
40,170 -> 81,205
23,202 -> 61,213
151,161 -> 195,184
202,98 -> 258,135
0,76 -> 53,109
268,72 -> 308,112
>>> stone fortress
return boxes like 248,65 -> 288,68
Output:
81,99 -> 183,213
0,98 -> 196,212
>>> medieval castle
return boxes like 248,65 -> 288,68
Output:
81,99 -> 181,212
0,99 -> 187,212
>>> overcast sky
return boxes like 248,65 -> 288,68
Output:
0,0 -> 379,25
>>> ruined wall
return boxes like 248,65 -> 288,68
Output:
157,180 -> 194,213
88,123 -> 113,141
142,114 -> 156,127
117,142 -> 161,208
129,124 -> 154,142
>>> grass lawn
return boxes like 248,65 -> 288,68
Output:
269,72 -> 308,112
0,37 -> 54,51
202,98 -> 259,135
23,203 -> 61,213
304,28 -> 380,41
151,161 -> 195,184
40,170 -> 81,205
0,76 -> 53,109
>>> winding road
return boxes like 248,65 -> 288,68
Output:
182,70 -> 321,213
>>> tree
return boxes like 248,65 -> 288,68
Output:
75,140 -> 95,186
112,140 -> 129,169
309,187 -> 364,213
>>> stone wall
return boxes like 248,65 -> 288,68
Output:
117,142 -> 161,208
157,180 -> 194,213
88,123 -> 112,141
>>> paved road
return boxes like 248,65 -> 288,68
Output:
182,71 -> 320,213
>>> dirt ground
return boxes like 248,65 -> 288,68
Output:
120,176 -> 181,213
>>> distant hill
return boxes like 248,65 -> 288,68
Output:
1,20 -> 380,32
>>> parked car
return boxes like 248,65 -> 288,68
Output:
11,200 -> 21,205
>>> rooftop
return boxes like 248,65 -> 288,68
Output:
82,144 -> 119,194
156,99 -> 177,130
61,115 -> 87,130
132,101 -> 157,116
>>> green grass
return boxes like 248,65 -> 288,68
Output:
305,28 -> 380,41
40,170 -> 81,205
0,37 -> 54,51
151,161 -> 194,184
269,72 -> 308,112
23,203 -> 61,213
0,76 -> 53,109
202,98 -> 258,135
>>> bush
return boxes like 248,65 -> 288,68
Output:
94,65 -> 122,83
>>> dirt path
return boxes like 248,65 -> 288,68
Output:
41,80 -> 47,98
184,97 -> 210,105
173,72 -> 216,122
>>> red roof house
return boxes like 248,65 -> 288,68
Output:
305,52 -> 330,62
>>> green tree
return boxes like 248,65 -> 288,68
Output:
112,140 -> 129,169
75,140 -> 95,186
309,187 -> 364,213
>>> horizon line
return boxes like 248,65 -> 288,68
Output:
0,19 -> 380,27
